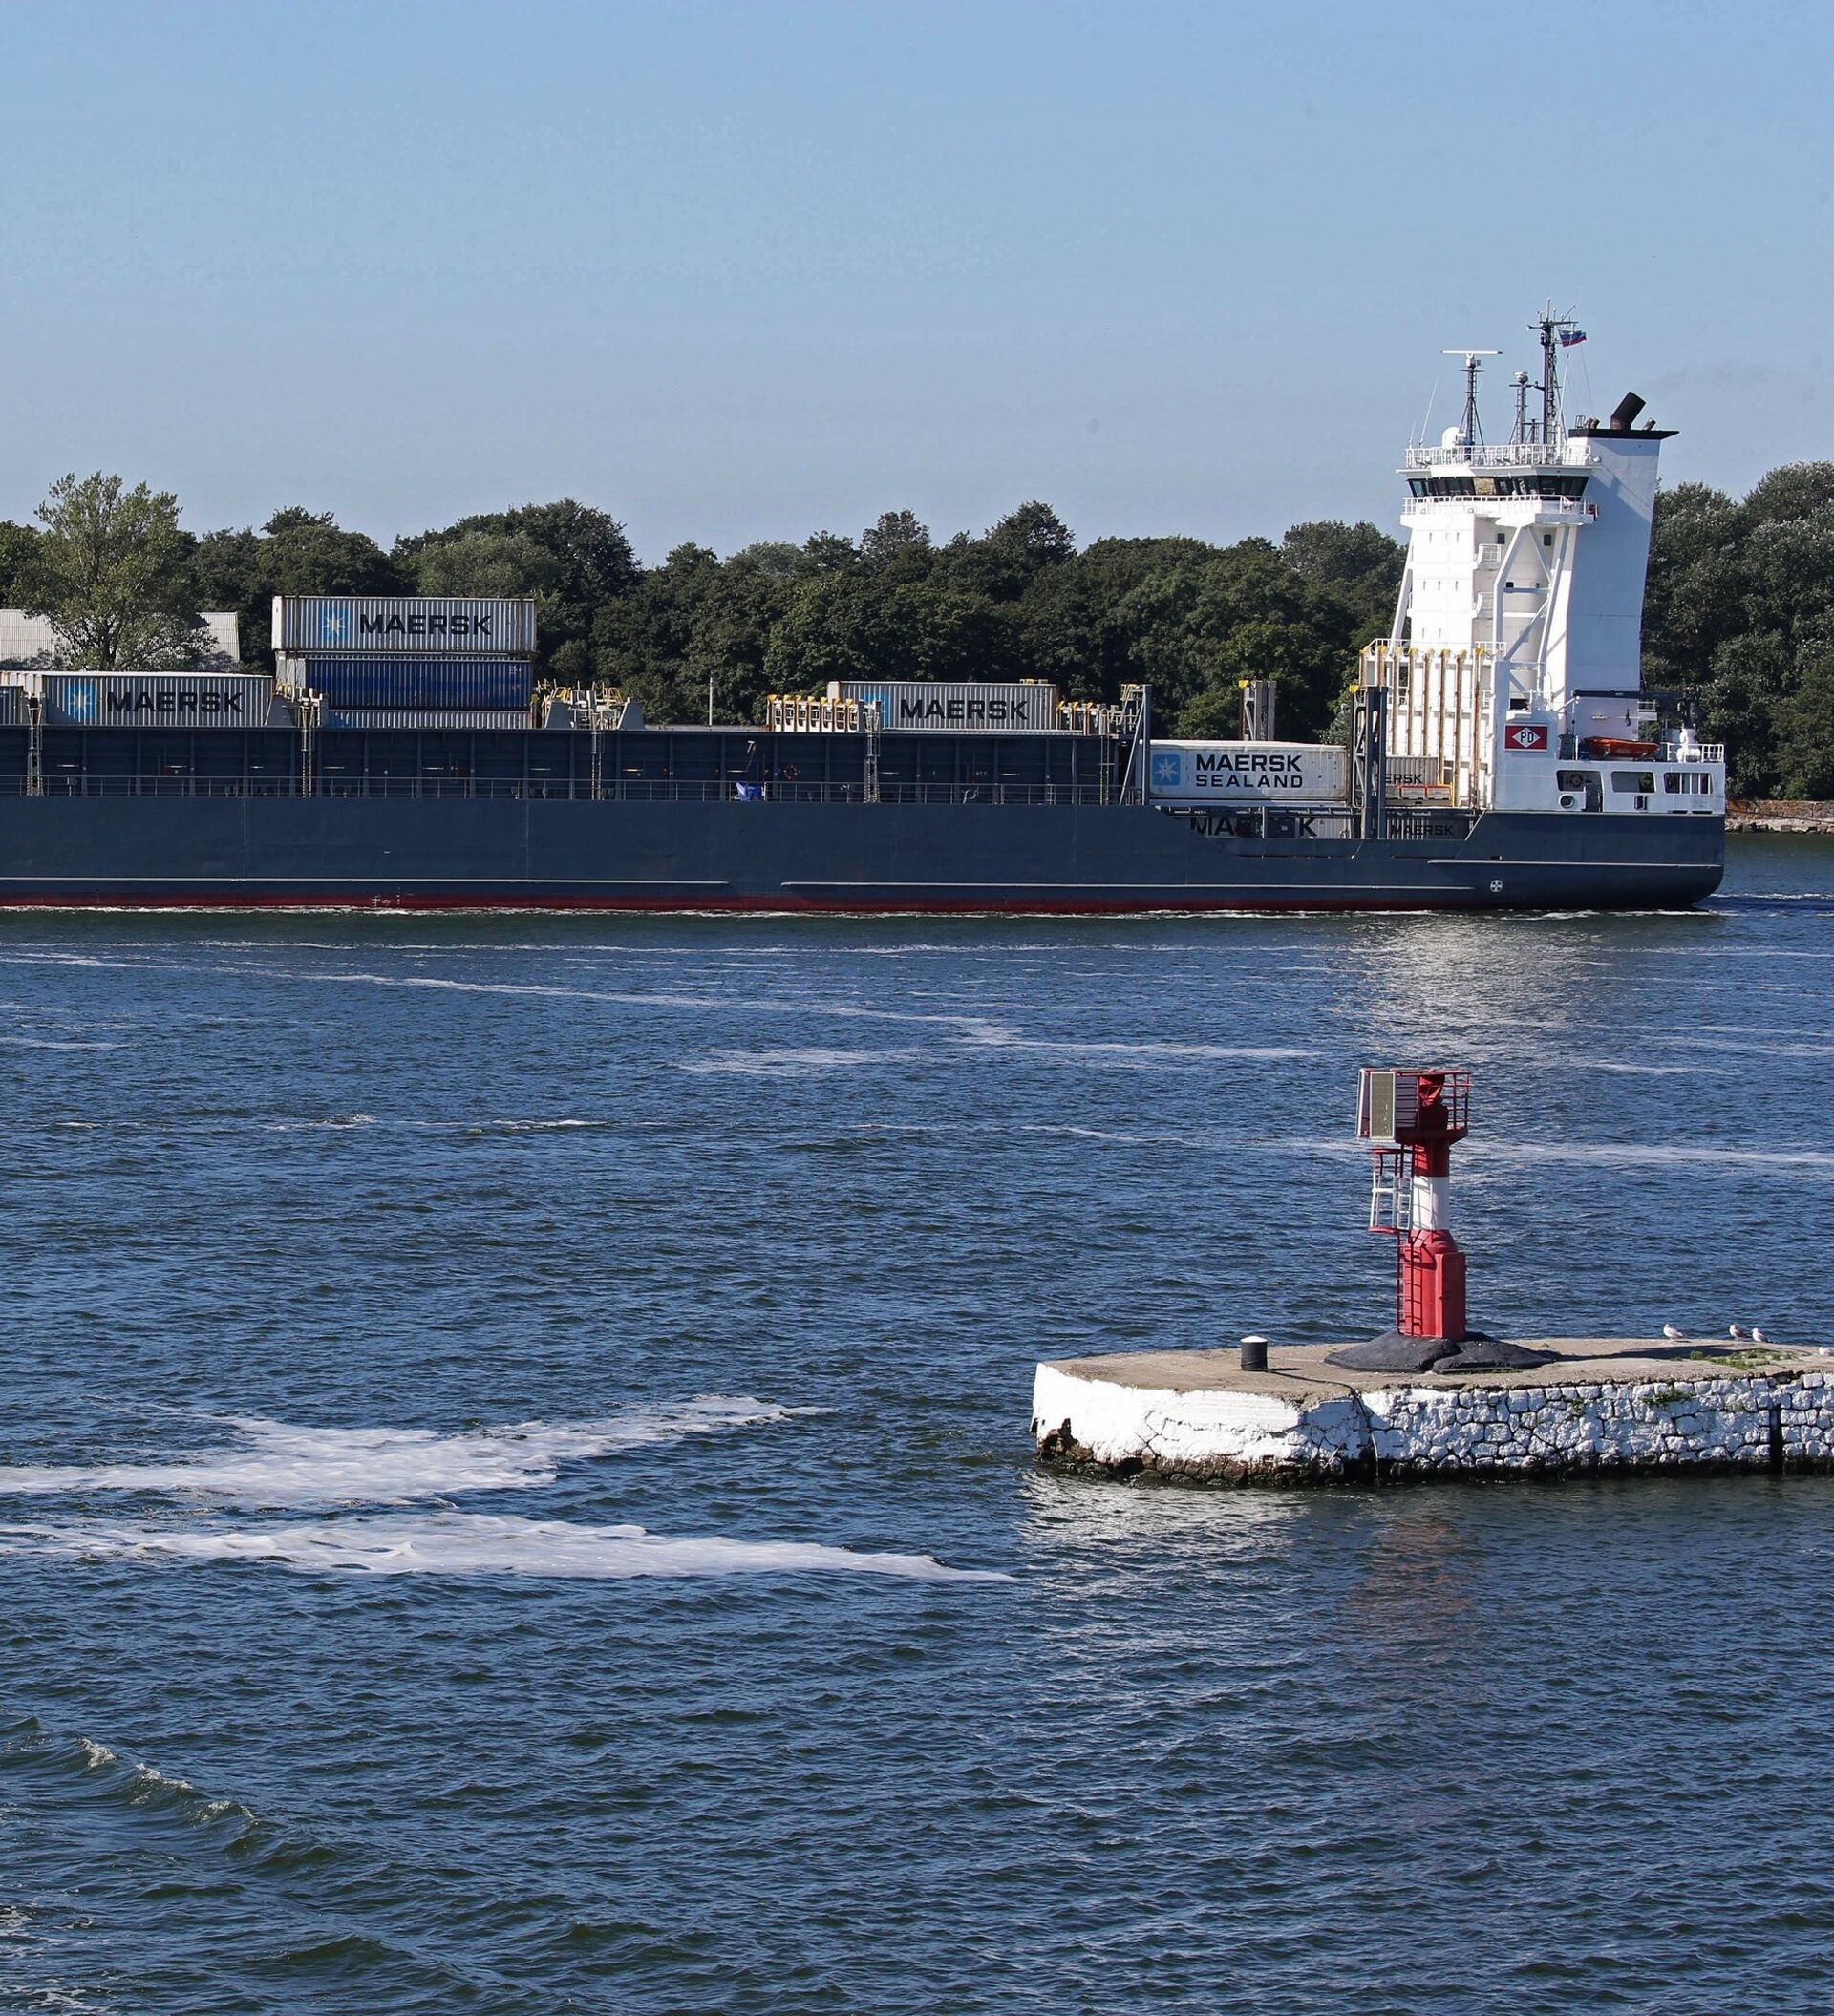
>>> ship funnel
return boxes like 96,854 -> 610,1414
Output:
1609,392 -> 1647,432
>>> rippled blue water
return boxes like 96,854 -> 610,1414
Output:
2,836 -> 1832,2014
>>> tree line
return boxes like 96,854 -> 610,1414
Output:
2,465 -> 1830,796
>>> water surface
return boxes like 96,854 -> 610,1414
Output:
2,834 -> 1831,2012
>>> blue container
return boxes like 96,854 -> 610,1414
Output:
292,657 -> 533,711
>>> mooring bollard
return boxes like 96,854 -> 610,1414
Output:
1239,1334 -> 1269,1372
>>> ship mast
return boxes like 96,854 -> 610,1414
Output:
1533,308 -> 1579,443
1442,350 -> 1499,449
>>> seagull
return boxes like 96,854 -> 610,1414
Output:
1662,1324 -> 1686,1341
1751,1326 -> 1771,1345
1729,1324 -> 1747,1340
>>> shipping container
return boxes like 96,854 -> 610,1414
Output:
0,685 -> 23,727
322,708 -> 537,731
826,680 -> 1062,732
277,655 -> 534,710
35,672 -> 281,730
272,596 -> 537,656
1148,740 -> 1350,805
1,609 -> 241,670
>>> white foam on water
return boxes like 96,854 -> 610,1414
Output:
0,1398 -> 805,1508
1556,1058 -> 1705,1077
1020,1123 -> 1194,1145
1,1032 -> 124,1053
0,1511 -> 1009,1583
678,1047 -> 913,1075
1497,1142 -> 1834,1173
971,1037 -> 1313,1062
465,1116 -> 600,1131
1262,1135 -> 1834,1175
263,1114 -> 377,1131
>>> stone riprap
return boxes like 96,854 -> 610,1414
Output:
1727,799 -> 1834,833
1033,1341 -> 1834,1484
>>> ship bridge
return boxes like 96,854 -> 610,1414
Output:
1367,313 -> 1718,823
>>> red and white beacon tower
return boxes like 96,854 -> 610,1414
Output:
1358,1067 -> 1471,1344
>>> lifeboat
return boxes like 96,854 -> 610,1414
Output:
1579,736 -> 1659,760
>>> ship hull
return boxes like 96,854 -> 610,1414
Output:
0,798 -> 1725,911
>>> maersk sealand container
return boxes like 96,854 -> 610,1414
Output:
272,597 -> 537,656
275,656 -> 534,710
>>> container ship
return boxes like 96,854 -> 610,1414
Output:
0,322 -> 1724,912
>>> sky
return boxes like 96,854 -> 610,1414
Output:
1,0 -> 1829,562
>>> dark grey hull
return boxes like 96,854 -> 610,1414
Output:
0,797 -> 1726,910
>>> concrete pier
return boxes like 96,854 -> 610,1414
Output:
1034,1340 -> 1834,1484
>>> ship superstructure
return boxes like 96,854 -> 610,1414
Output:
1366,315 -> 1724,823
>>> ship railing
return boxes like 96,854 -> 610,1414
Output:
1404,442 -> 1597,471
1402,497 -> 1597,521
0,774 -> 1120,808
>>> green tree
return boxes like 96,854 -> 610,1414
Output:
0,522 -> 40,604
764,573 -> 1023,691
193,507 -> 405,671
592,543 -> 722,719
860,510 -> 932,574
408,529 -> 565,602
940,501 -> 1076,602
800,531 -> 858,574
1114,540 -> 1358,738
1279,520 -> 1404,640
21,473 -> 206,669
1642,465 -> 1834,796
397,499 -> 639,681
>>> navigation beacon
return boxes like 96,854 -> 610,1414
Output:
1330,1067 -> 1553,1375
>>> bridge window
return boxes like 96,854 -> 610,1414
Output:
1611,771 -> 1656,794
1557,768 -> 1602,811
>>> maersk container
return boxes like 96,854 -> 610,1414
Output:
37,672 -> 281,729
272,596 -> 537,656
1148,740 -> 1350,805
827,679 -> 1062,732
276,655 -> 534,711
323,708 -> 537,731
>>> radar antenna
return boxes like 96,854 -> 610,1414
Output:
1442,350 -> 1500,448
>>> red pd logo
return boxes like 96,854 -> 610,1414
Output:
1504,723 -> 1551,752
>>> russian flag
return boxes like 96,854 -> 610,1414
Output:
1559,329 -> 1587,347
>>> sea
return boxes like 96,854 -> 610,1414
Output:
1,834 -> 1831,2014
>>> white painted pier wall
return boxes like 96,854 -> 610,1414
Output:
1034,1347 -> 1834,1483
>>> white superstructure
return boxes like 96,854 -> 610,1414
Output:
1366,317 -> 1724,819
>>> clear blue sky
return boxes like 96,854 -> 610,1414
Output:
1,0 -> 1827,562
